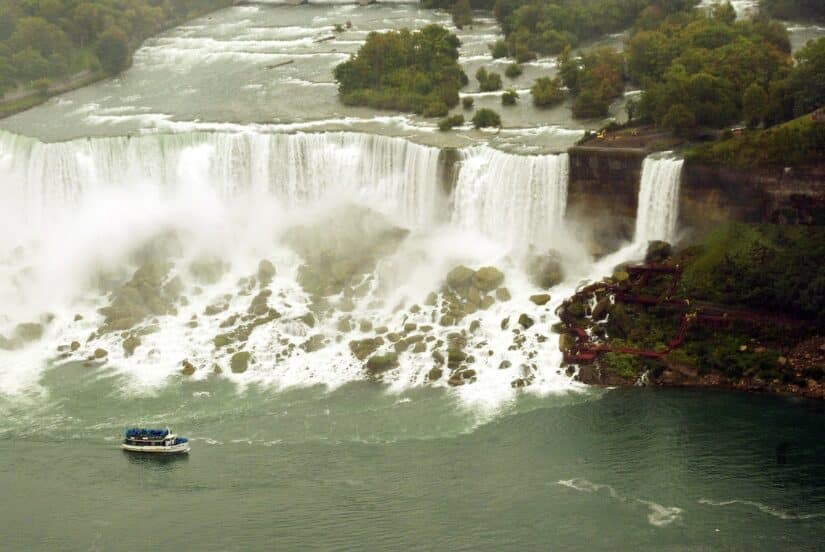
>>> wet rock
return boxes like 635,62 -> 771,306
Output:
359,320 -> 373,333
473,266 -> 505,292
14,322 -> 43,342
93,348 -> 108,359
257,259 -> 276,283
122,335 -> 141,356
181,360 -> 196,376
425,292 -> 438,306
374,326 -> 388,335
645,241 -> 673,264
214,335 -> 231,348
499,360 -> 512,370
412,341 -> 427,354
612,268 -> 630,283
559,333 -> 575,352
220,314 -> 239,328
510,377 -> 531,388
432,350 -> 445,366
446,265 -> 475,289
480,296 -> 496,310
230,351 -> 251,373
365,352 -> 399,375
403,323 -> 417,333
591,298 -> 610,321
527,250 -> 564,289
338,296 -> 356,312
301,334 -> 326,353
409,304 -> 421,314
447,347 -> 467,369
336,317 -> 352,333
189,258 -> 228,285
440,315 -> 455,326
427,366 -> 443,381
500,317 -> 509,330
213,364 -> 223,375
496,287 -> 511,301
518,314 -> 534,329
298,312 -> 315,328
469,320 -> 481,333
70,341 -> 81,351
349,337 -> 383,360
74,314 -> 83,322
386,332 -> 401,343
467,286 -> 482,305
529,294 -> 551,306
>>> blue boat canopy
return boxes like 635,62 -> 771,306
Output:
125,428 -> 170,439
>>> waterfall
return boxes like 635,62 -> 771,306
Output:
634,155 -> 683,244
0,130 -> 444,232
451,146 -> 569,250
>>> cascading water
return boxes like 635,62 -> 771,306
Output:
634,155 -> 684,244
0,128 -> 589,406
451,147 -> 569,251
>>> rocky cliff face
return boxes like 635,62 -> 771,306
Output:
567,147 -> 645,253
680,162 -> 825,230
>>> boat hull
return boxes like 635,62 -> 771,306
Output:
121,442 -> 191,454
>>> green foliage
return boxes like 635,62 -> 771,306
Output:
96,26 -> 129,74
559,46 -> 624,119
452,0 -> 473,29
788,38 -> 825,118
742,83 -> 768,128
0,0 -> 232,92
530,76 -> 564,107
488,39 -> 508,59
504,62 -> 522,78
661,103 -> 696,135
471,107 -> 501,128
475,67 -> 502,91
334,25 -> 466,116
631,7 -> 793,129
462,96 -> 474,109
688,113 -> 825,167
678,223 -> 825,330
501,88 -> 519,105
438,113 -> 464,130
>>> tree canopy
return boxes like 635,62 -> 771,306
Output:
334,25 -> 467,117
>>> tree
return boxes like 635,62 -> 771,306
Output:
712,2 -> 737,26
662,103 -> 696,136
572,90 -> 609,119
501,89 -> 519,105
11,48 -> 48,82
96,26 -> 131,74
71,3 -> 104,47
9,16 -> 68,57
452,0 -> 472,29
531,76 -> 564,107
472,108 -> 501,128
505,63 -> 522,79
743,83 -> 768,128
789,38 -> 825,117
438,114 -> 464,131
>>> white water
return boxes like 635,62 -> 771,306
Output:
634,155 -> 684,244
0,127 -> 662,407
452,147 -> 569,252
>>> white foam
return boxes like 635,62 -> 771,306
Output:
558,478 -> 683,527
699,499 -> 825,520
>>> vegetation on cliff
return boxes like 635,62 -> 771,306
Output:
558,226 -> 825,397
334,25 -> 467,117
559,46 -> 625,118
688,113 -> 825,168
0,0 -> 232,98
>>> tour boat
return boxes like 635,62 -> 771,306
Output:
121,428 -> 190,454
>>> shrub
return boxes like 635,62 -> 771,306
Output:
438,114 -> 464,131
472,108 -> 501,128
505,63 -> 522,79
476,67 -> 502,91
501,89 -> 519,105
462,96 -> 474,109
489,40 -> 508,59
31,78 -> 50,96
531,76 -> 565,107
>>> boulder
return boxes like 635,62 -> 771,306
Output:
349,337 -> 383,360
473,267 -> 504,291
591,298 -> 610,321
403,323 -> 417,333
230,351 -> 251,373
498,360 -> 512,370
257,259 -> 276,283
365,352 -> 399,375
518,314 -> 535,329
181,360 -> 196,376
70,341 -> 81,351
446,265 -> 475,289
529,294 -> 551,306
93,348 -> 108,359
122,335 -> 141,356
645,241 -> 673,264
527,250 -> 564,289
298,312 -> 315,327
427,366 -> 443,381
14,322 -> 43,342
496,287 -> 511,301
301,334 -> 326,353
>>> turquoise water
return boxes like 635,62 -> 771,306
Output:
2,365 -> 823,550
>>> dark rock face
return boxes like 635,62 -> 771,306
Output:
568,148 -> 644,255
681,161 -> 825,229
645,241 -> 672,263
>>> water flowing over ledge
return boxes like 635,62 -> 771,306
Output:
634,155 -> 684,244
